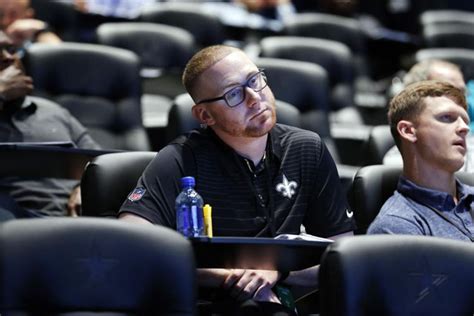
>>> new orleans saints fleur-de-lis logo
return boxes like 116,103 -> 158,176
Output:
276,174 -> 298,199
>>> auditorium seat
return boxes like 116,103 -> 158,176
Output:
81,151 -> 157,217
363,125 -> 394,166
255,57 -> 330,113
283,13 -> 369,78
419,9 -> 474,28
348,165 -> 474,234
96,22 -> 196,99
139,2 -> 226,48
320,234 -> 474,315
422,23 -> 474,50
0,217 -> 196,315
24,42 -> 150,151
259,36 -> 355,111
282,12 -> 390,124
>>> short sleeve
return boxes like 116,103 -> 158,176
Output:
118,144 -> 189,227
64,108 -> 101,150
303,141 -> 356,237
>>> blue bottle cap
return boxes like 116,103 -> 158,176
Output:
180,176 -> 195,188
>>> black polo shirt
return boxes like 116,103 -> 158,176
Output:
119,124 -> 355,237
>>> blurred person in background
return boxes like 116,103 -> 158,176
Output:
73,0 -> 155,19
319,0 -> 359,16
0,0 -> 61,47
0,31 -> 98,221
235,0 -> 295,22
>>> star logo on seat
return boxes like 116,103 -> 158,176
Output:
76,240 -> 119,286
408,255 -> 448,305
275,174 -> 298,199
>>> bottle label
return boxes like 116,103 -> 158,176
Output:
191,205 -> 199,236
177,205 -> 192,237
177,204 -> 204,237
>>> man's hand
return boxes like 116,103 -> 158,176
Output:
67,186 -> 81,217
222,269 -> 280,302
0,65 -> 33,101
6,19 -> 47,46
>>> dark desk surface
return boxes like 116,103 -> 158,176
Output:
0,144 -> 116,179
191,236 -> 332,271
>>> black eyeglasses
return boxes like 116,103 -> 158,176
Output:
195,70 -> 268,108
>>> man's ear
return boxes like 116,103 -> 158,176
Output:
192,104 -> 215,126
397,120 -> 417,143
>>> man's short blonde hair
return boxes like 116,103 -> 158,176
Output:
182,45 -> 241,101
388,80 -> 467,149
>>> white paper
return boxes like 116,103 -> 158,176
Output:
274,233 -> 333,243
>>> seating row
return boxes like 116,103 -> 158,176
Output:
2,167 -> 474,314
23,39 -> 474,160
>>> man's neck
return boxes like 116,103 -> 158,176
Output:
402,158 -> 458,203
215,130 -> 268,166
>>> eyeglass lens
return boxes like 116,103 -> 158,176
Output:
225,72 -> 267,107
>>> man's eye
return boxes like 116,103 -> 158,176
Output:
439,114 -> 455,122
227,88 -> 242,99
248,76 -> 258,86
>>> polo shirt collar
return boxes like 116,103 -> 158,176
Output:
269,125 -> 282,161
204,125 -> 282,173
398,176 -> 474,212
9,97 -> 36,119
458,181 -> 474,205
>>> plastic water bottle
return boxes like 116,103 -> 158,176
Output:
175,176 -> 204,237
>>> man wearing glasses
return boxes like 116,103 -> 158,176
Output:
119,45 -> 354,314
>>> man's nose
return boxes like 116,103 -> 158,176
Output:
457,117 -> 470,135
244,86 -> 260,108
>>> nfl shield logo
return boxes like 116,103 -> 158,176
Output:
128,187 -> 146,202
